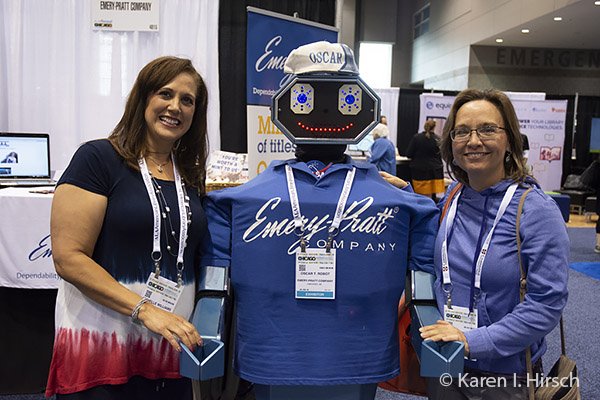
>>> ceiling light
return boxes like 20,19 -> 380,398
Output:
521,29 -> 530,34
595,1 -> 600,5
553,16 -> 562,21
495,38 -> 504,43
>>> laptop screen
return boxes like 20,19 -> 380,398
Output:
0,133 -> 51,179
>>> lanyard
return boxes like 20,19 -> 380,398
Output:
285,164 -> 355,253
139,155 -> 189,286
441,183 -> 518,310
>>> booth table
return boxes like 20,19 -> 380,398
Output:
0,187 -> 57,394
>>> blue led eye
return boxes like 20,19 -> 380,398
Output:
290,83 -> 314,114
338,84 -> 362,115
297,93 -> 308,104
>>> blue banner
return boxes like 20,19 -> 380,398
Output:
246,8 -> 338,106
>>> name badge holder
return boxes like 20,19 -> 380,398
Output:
138,155 -> 190,312
285,164 -> 355,300
441,183 -> 518,318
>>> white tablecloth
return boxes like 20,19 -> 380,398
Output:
0,187 -> 59,288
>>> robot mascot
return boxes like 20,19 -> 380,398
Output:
181,41 -> 463,400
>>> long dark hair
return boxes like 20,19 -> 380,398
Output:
440,88 -> 528,185
109,56 -> 209,194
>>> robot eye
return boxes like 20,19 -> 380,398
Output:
338,84 -> 362,115
290,83 -> 314,114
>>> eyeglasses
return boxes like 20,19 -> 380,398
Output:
449,125 -> 506,142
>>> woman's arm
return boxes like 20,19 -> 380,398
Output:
51,183 -> 202,352
379,171 -> 408,189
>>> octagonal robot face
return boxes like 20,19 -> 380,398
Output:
272,75 -> 380,145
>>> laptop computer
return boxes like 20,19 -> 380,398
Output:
0,132 -> 56,187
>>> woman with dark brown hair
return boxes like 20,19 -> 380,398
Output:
406,119 -> 444,200
46,56 -> 209,399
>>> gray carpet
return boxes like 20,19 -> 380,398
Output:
3,228 -> 598,400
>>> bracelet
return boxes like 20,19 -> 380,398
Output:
131,298 -> 150,323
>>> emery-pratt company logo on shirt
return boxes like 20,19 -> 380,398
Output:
242,197 -> 399,254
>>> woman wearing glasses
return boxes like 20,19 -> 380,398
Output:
422,89 -> 569,399
383,88 -> 569,399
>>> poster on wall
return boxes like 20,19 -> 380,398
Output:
514,99 -> 568,191
91,0 -> 159,31
246,7 -> 338,178
418,94 -> 567,191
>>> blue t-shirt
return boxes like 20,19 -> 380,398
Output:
47,139 -> 207,396
202,157 -> 438,385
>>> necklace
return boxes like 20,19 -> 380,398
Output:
150,176 -> 192,257
147,156 -> 171,173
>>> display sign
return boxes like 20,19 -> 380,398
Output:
0,188 -> 59,289
206,150 -> 248,183
91,0 -> 159,31
590,118 -> 600,153
246,7 -> 337,177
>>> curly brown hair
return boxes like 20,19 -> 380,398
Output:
108,56 -> 209,194
440,88 -> 528,185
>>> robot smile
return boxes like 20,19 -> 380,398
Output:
297,121 -> 354,132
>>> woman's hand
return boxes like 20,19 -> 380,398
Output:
137,302 -> 203,352
379,171 -> 408,189
420,320 -> 470,356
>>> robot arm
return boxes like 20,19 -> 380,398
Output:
180,265 -> 229,381
406,269 -> 464,377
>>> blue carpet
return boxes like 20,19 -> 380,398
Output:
570,262 -> 600,280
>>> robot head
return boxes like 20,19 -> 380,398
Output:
271,41 -> 380,145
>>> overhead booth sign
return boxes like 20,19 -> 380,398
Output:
92,0 -> 159,31
246,7 -> 338,178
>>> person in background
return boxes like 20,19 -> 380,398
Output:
588,156 -> 600,253
406,119 -> 444,200
379,88 -> 569,399
521,133 -> 531,175
521,133 -> 530,162
368,123 -> 396,175
46,56 -> 209,400
380,115 -> 388,125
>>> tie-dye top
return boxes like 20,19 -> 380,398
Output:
46,139 -> 206,396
